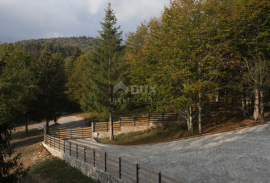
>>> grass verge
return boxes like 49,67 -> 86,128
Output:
20,157 -> 99,183
97,110 -> 269,145
97,123 -> 198,145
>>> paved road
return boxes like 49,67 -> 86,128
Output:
68,124 -> 270,183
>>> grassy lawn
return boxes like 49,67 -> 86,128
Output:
20,157 -> 99,183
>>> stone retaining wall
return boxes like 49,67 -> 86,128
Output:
93,121 -> 183,138
42,142 -> 125,183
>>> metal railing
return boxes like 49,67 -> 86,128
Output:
44,133 -> 184,183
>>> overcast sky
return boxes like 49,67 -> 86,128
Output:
0,0 -> 170,43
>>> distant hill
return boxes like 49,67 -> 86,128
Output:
14,36 -> 98,57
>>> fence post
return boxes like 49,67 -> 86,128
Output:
70,128 -> 72,139
119,157 -> 121,179
54,136 -> 55,148
104,152 -> 107,172
119,117 -> 121,131
59,138 -> 60,151
50,135 -> 51,147
162,112 -> 164,122
58,129 -> 60,139
64,141 -> 65,153
136,164 -> 139,183
134,117 -> 136,126
84,146 -> 86,163
93,149 -> 96,167
107,121 -> 108,132
76,144 -> 78,159
159,172 -> 161,183
69,142 -> 71,156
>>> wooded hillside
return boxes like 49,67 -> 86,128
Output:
13,36 -> 98,57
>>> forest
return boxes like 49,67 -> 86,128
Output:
1,0 -> 270,181
12,36 -> 98,57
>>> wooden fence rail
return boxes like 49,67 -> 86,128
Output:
89,101 -> 254,134
48,127 -> 92,139
44,133 -> 184,183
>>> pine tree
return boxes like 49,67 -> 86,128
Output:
81,3 -> 125,140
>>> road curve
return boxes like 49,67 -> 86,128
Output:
68,124 -> 270,183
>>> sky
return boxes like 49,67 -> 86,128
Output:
0,0 -> 171,43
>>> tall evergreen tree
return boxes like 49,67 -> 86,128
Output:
65,47 -> 82,78
32,47 -> 66,133
81,3 -> 125,140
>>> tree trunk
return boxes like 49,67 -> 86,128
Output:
109,114 -> 114,140
108,53 -> 114,141
260,89 -> 264,122
253,61 -> 260,121
198,91 -> 202,134
242,94 -> 246,111
187,106 -> 193,132
25,113 -> 28,134
198,60 -> 202,134
253,88 -> 260,121
215,89 -> 219,102
246,94 -> 251,113
46,119 -> 49,134
224,88 -> 227,104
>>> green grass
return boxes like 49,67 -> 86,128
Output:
97,123 -> 190,145
12,129 -> 44,140
20,157 -> 99,183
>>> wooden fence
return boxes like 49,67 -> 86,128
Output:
48,127 -> 92,139
90,101 -> 250,134
94,121 -> 121,132
44,134 -> 184,183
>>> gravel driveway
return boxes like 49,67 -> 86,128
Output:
68,124 -> 270,183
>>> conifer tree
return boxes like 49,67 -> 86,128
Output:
81,3 -> 125,140
32,47 -> 66,133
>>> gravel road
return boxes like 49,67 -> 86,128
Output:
14,113 -> 84,133
68,124 -> 270,183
